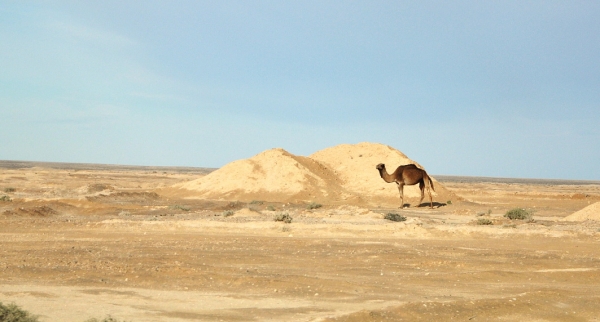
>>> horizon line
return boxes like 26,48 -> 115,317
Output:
1,159 -> 598,184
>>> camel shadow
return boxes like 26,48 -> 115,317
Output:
402,202 -> 447,209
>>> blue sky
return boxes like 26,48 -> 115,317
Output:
1,1 -> 599,179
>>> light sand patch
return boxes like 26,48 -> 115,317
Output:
535,268 -> 597,273
562,202 -> 600,221
1,284 -> 399,322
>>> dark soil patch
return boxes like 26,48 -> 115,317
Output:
86,192 -> 160,204
3,206 -> 58,217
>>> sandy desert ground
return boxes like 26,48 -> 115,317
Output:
1,160 -> 600,321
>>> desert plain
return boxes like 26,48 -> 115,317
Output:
2,145 -> 600,322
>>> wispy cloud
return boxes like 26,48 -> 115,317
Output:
129,92 -> 186,103
46,20 -> 136,47
3,96 -> 131,125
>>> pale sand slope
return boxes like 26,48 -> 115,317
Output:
310,142 -> 454,206
173,148 -> 351,203
172,142 -> 455,207
563,202 -> 600,221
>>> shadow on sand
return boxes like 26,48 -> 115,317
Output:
401,202 -> 447,209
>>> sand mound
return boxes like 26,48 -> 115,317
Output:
173,143 -> 455,206
562,202 -> 600,222
174,148 -> 350,202
310,143 -> 454,204
310,143 -> 422,199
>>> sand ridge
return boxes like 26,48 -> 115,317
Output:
563,202 -> 600,221
172,142 -> 455,207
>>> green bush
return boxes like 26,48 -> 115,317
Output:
306,202 -> 322,210
274,213 -> 293,223
477,218 -> 493,225
504,208 -> 534,220
0,302 -> 39,322
0,195 -> 11,202
384,213 -> 407,222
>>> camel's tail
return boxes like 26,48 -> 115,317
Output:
424,171 -> 435,192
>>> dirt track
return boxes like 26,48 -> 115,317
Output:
1,162 -> 600,321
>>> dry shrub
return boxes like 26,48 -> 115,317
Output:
170,205 -> 191,211
274,213 -> 293,223
85,315 -> 130,322
384,213 -> 406,222
504,208 -> 534,220
306,202 -> 322,210
477,218 -> 493,225
0,302 -> 39,322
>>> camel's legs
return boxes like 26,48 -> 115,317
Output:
424,176 -> 434,208
418,181 -> 425,206
396,182 -> 405,208
427,186 -> 433,208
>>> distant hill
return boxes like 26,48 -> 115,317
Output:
0,160 -> 215,174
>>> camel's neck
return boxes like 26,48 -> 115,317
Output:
378,168 -> 396,183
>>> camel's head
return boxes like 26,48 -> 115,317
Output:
376,163 -> 385,171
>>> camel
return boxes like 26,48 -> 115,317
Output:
376,163 -> 435,209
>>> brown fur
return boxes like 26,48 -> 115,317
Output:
376,163 -> 435,208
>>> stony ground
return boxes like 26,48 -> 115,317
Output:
1,162 -> 600,321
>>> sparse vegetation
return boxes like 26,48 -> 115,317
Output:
87,184 -> 112,192
170,205 -> 191,211
504,208 -> 534,220
226,201 -> 243,209
85,315 -> 130,322
0,195 -> 12,202
118,210 -> 131,217
477,209 -> 493,216
250,200 -> 264,205
266,205 -> 276,211
4,187 -> 16,193
446,200 -> 452,205
384,213 -> 407,222
306,202 -> 322,210
0,302 -> 40,322
274,212 -> 293,223
223,210 -> 235,217
477,218 -> 493,225
247,206 -> 260,213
